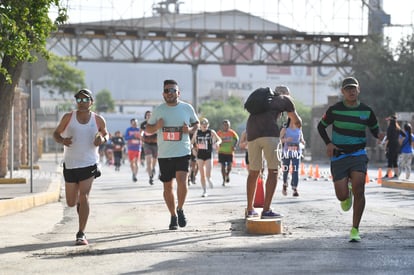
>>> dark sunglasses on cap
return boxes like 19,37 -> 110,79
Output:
164,87 -> 178,94
76,97 -> 91,103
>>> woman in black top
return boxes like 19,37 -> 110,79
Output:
191,118 -> 222,197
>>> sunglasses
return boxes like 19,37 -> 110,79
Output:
76,97 -> 91,103
164,88 -> 178,94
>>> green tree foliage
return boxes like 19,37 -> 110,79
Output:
0,0 -> 67,156
198,96 -> 248,133
351,35 -> 414,119
197,95 -> 311,144
294,100 -> 311,144
36,54 -> 86,98
95,89 -> 115,113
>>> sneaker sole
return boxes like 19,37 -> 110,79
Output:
246,213 -> 259,218
76,239 -> 88,245
177,212 -> 187,227
261,213 -> 284,219
178,221 -> 187,227
261,216 -> 283,219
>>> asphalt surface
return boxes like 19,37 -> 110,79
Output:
0,153 -> 414,275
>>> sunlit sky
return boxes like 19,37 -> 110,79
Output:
51,0 -> 414,45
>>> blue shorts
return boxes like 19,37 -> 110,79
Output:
158,155 -> 190,182
331,155 -> 368,181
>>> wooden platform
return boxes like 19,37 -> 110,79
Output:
245,208 -> 283,235
381,179 -> 414,190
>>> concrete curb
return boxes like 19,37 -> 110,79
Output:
0,176 -> 62,217
0,178 -> 27,184
381,179 -> 414,190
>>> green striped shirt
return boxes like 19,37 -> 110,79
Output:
319,101 -> 379,152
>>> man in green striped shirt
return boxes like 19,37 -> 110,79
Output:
317,76 -> 384,242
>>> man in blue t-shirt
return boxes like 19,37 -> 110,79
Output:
146,79 -> 199,230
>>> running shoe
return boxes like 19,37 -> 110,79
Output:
201,191 -> 208,197
177,208 -> 187,227
169,216 -> 178,230
340,184 -> 353,212
349,227 -> 361,242
246,209 -> 259,218
292,188 -> 299,197
132,174 -> 137,182
261,210 -> 283,219
75,231 -> 88,245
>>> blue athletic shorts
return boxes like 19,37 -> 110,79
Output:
330,155 -> 368,182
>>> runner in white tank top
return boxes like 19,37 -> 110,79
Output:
62,111 -> 100,169
53,89 -> 109,246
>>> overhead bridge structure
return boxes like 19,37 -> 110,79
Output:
48,10 -> 366,70
47,9 -> 368,109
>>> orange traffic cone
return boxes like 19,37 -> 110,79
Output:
254,176 -> 265,208
300,163 -> 306,176
241,159 -> 247,169
308,164 -> 313,178
387,169 -> 392,178
314,165 -> 320,179
365,172 -> 370,184
232,158 -> 237,167
377,168 -> 383,184
213,158 -> 218,166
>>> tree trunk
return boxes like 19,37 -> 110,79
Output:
0,56 -> 24,178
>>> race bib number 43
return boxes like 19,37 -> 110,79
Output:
162,127 -> 182,141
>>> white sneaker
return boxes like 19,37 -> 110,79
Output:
201,191 -> 208,197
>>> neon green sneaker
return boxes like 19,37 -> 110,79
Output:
350,227 -> 361,242
340,184 -> 353,211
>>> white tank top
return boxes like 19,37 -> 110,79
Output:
62,111 -> 99,169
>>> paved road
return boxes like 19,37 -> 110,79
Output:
1,154 -> 414,274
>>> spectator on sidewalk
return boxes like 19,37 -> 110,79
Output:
245,87 -> 301,220
53,88 -> 109,245
384,115 -> 405,179
280,118 -> 306,197
399,123 -> 414,180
